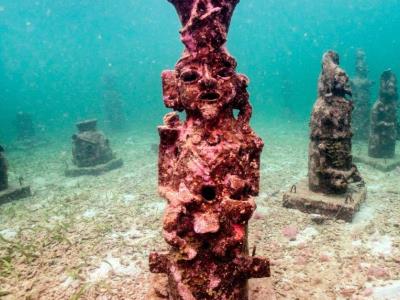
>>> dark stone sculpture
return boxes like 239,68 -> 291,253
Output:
0,145 -> 31,204
0,145 -> 8,191
283,51 -> 366,222
72,119 -> 114,168
309,51 -> 362,194
149,0 -> 270,299
102,75 -> 126,130
368,70 -> 398,158
351,49 -> 373,140
15,112 -> 35,141
65,119 -> 123,177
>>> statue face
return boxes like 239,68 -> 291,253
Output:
381,72 -> 397,99
175,51 -> 240,120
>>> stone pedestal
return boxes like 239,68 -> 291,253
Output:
283,179 -> 367,222
0,184 -> 31,205
147,274 -> 276,300
65,158 -> 123,177
354,154 -> 400,172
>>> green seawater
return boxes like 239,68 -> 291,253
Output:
0,0 -> 399,142
0,1 -> 400,299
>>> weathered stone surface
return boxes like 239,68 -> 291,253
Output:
368,70 -> 398,158
351,49 -> 373,140
71,119 -> 115,168
309,51 -> 362,194
284,51 -> 365,222
147,274 -> 276,300
283,180 -> 367,222
149,1 -> 270,299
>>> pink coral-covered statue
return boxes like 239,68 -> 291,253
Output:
149,0 -> 270,299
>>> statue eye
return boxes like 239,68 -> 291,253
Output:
217,68 -> 233,78
180,70 -> 199,83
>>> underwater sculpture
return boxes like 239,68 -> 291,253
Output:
15,111 -> 35,141
13,111 -> 47,150
309,51 -> 362,193
65,119 -> 123,176
0,145 -> 31,204
102,74 -> 126,130
353,70 -> 400,171
351,49 -> 373,140
0,146 -> 8,191
368,70 -> 398,158
283,51 -> 366,222
149,0 -> 271,299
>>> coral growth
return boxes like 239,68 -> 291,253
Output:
149,0 -> 270,299
309,51 -> 362,194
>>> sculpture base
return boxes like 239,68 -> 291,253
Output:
147,274 -> 276,300
65,158 -> 123,177
0,185 -> 31,205
282,179 -> 367,222
353,153 -> 400,172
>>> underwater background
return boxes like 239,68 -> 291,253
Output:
1,0 -> 400,142
1,0 -> 400,299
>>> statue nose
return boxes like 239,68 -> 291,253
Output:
200,77 -> 217,89
200,66 -> 217,89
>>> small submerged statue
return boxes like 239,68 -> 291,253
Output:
12,111 -> 47,150
0,145 -> 31,204
368,70 -> 398,158
0,145 -> 8,191
351,49 -> 373,140
102,74 -> 126,130
149,0 -> 271,299
309,51 -> 362,193
65,119 -> 123,176
15,111 -> 35,141
283,51 -> 366,222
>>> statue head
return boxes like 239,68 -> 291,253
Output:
318,51 -> 352,99
162,0 -> 249,121
355,49 -> 368,78
380,69 -> 398,101
162,50 -> 248,120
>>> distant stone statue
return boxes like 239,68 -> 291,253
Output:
351,49 -> 373,140
283,51 -> 366,222
102,75 -> 126,130
0,145 -> 8,191
72,119 -> 113,167
15,112 -> 35,141
368,70 -> 398,158
12,111 -> 48,150
65,119 -> 123,176
309,51 -> 362,193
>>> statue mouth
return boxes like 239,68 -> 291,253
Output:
199,91 -> 220,102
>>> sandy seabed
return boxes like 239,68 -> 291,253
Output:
0,120 -> 399,300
